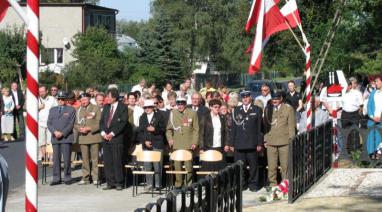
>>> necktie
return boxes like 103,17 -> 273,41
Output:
244,106 -> 248,112
107,106 -> 114,128
59,106 -> 63,113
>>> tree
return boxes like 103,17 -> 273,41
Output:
137,14 -> 184,84
0,27 -> 26,84
65,27 -> 122,89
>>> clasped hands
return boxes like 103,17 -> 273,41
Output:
103,133 -> 114,141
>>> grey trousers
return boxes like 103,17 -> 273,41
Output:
144,148 -> 163,188
52,143 -> 72,183
0,154 -> 9,212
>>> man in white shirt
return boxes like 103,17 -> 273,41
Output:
341,77 -> 363,128
127,92 -> 144,127
131,79 -> 146,94
38,85 -> 58,160
255,84 -> 272,108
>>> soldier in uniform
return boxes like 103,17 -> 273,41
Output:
47,90 -> 76,185
264,91 -> 295,187
75,93 -> 102,185
231,90 -> 263,191
166,97 -> 199,188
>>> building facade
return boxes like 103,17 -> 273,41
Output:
0,2 -> 117,74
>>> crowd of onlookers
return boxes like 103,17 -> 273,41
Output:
2,73 -> 382,195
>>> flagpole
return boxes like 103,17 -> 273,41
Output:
284,20 -> 305,52
283,0 -> 312,130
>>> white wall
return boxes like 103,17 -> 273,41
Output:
0,6 -> 83,68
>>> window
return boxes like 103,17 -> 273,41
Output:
41,48 -> 64,65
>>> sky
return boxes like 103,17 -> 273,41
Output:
100,0 -> 151,21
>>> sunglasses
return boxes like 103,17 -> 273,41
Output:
176,102 -> 186,105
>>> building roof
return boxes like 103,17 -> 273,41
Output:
18,2 -> 118,13
116,34 -> 139,51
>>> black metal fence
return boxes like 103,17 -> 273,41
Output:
288,120 -> 333,203
134,161 -> 243,212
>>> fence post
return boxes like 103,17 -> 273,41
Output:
288,140 -> 294,203
236,161 -> 243,212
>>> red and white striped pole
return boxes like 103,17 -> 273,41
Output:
25,0 -> 39,211
305,45 -> 312,130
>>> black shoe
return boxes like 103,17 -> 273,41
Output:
102,185 -> 115,190
116,186 -> 123,191
50,181 -> 61,186
64,180 -> 73,185
249,186 -> 262,192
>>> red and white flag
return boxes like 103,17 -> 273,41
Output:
0,0 -> 9,22
248,0 -> 289,74
280,0 -> 301,28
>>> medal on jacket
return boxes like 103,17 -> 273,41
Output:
232,110 -> 246,130
183,117 -> 190,127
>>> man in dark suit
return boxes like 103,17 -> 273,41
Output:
230,90 -> 263,192
100,88 -> 128,190
47,91 -> 76,185
10,82 -> 25,139
137,99 -> 166,189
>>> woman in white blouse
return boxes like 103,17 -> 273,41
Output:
1,87 -> 15,141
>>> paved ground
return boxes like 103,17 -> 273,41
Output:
0,140 -> 25,189
244,169 -> 382,212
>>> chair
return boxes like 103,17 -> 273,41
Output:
71,143 -> 83,166
132,150 -> 162,197
196,150 -> 223,175
124,144 -> 143,187
165,150 -> 193,191
41,144 -> 54,184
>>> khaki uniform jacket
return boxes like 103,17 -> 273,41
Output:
264,103 -> 296,146
166,108 -> 199,150
74,104 -> 102,144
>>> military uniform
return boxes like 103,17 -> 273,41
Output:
47,93 -> 76,184
264,103 -> 295,186
166,107 -> 199,187
74,103 -> 102,183
231,103 -> 263,190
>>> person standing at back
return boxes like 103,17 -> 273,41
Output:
10,82 -> 25,140
38,85 -> 57,160
47,90 -> 76,185
100,88 -> 128,190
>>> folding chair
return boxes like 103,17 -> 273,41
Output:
196,150 -> 223,175
41,144 -> 54,184
125,144 -> 143,187
132,150 -> 162,197
165,150 -> 193,191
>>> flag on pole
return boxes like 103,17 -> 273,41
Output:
0,0 -> 9,22
280,0 -> 301,28
247,0 -> 290,74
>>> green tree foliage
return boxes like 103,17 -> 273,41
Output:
65,27 -> 122,89
137,14 -> 184,83
0,27 -> 25,83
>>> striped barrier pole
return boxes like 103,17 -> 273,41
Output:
305,45 -> 312,130
25,0 -> 39,211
